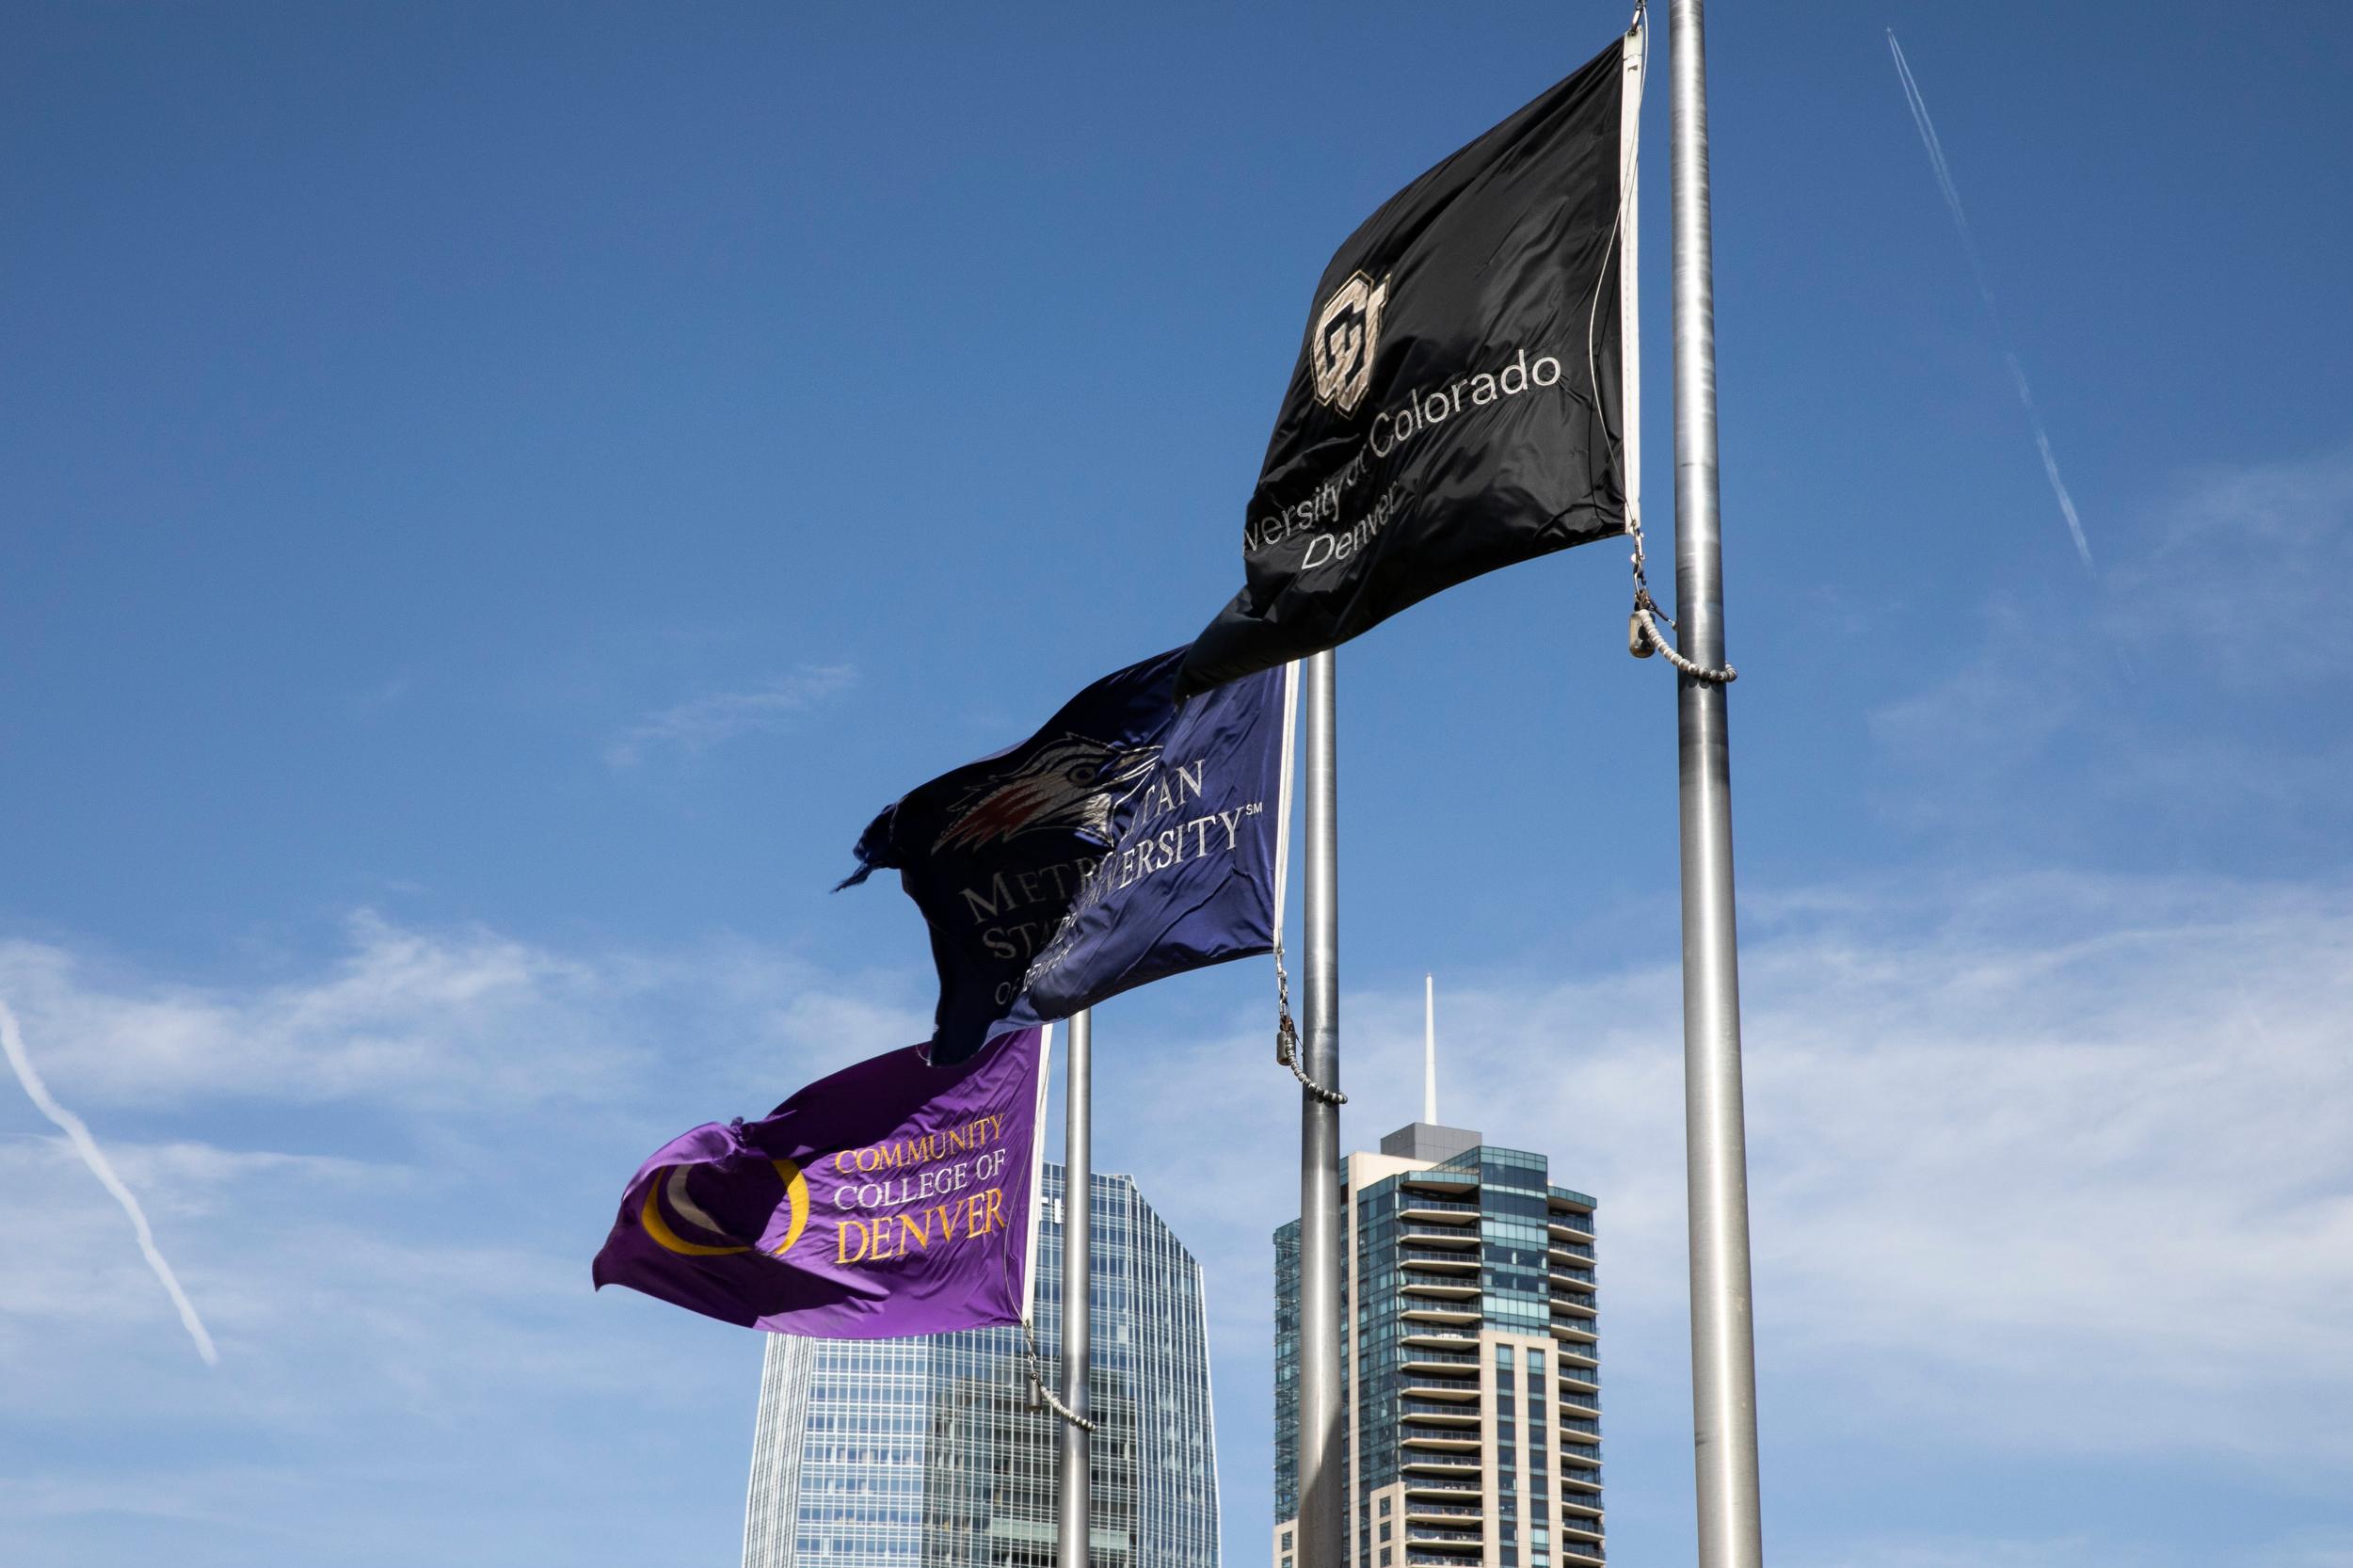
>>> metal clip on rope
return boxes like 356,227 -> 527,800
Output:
1272,939 -> 1346,1106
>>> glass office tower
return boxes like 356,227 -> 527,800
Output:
1273,1123 -> 1602,1568
744,1164 -> 1221,1568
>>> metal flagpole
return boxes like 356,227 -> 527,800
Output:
1667,3 -> 1767,1566
1056,1007 -> 1093,1568
1296,648 -> 1345,1568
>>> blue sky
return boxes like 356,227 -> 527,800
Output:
4,2 -> 2351,1565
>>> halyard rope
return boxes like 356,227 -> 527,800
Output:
1592,3 -> 1737,688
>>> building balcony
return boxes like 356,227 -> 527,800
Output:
1400,1246 -> 1481,1272
1401,1305 -> 1482,1327
1401,1455 -> 1482,1475
1554,1340 -> 1598,1366
1401,1424 -> 1482,1450
1402,1503 -> 1484,1524
1401,1387 -> 1481,1409
1402,1515 -> 1478,1544
1559,1543 -> 1605,1564
1546,1265 -> 1596,1288
1399,1199 -> 1482,1225
1558,1514 -> 1604,1541
1401,1477 -> 1482,1498
1401,1280 -> 1481,1303
1400,1398 -> 1482,1423
1400,1234 -> 1481,1256
1557,1417 -> 1601,1439
1401,1331 -> 1481,1354
1547,1217 -> 1596,1243
1559,1479 -> 1602,1510
1408,1551 -> 1476,1566
1546,1240 -> 1595,1263
1556,1363 -> 1599,1389
1560,1445 -> 1602,1472
1558,1398 -> 1600,1421
1400,1346 -> 1481,1371
1548,1316 -> 1598,1344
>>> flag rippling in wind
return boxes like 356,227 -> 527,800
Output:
841,648 -> 1289,1062
1176,29 -> 1641,698
592,1026 -> 1049,1337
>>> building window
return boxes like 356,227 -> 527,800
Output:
1529,1350 -> 1545,1374
1380,1523 -> 1392,1543
1380,1552 -> 1392,1567
1284,1535 -> 1294,1552
1379,1498 -> 1391,1516
1496,1344 -> 1515,1369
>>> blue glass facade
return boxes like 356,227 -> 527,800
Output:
746,1164 -> 1219,1568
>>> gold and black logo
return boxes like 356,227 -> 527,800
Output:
1308,271 -> 1389,415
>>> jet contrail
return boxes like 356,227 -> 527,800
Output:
0,998 -> 219,1365
1888,29 -> 2094,571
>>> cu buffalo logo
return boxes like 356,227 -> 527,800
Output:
641,1160 -> 809,1260
1310,270 -> 1390,415
931,736 -> 1160,854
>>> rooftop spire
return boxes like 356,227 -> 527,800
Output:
1423,974 -> 1437,1125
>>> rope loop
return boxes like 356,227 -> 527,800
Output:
1021,1320 -> 1097,1433
1623,518 -> 1737,685
1272,938 -> 1346,1106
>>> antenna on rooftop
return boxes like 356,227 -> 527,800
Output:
1423,973 -> 1438,1125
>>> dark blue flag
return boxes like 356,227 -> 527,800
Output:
841,649 -> 1288,1064
1014,663 -> 1290,1023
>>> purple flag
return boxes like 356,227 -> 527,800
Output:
592,1027 -> 1049,1337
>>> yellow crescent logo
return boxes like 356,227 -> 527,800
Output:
641,1159 -> 808,1259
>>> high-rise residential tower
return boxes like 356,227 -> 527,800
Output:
1273,1121 -> 1602,1568
744,1163 -> 1221,1568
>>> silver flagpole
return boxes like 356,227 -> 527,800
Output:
1296,648 -> 1345,1568
1668,3 -> 1766,1566
1056,1006 -> 1093,1568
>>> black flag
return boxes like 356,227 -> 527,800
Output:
1176,31 -> 1639,698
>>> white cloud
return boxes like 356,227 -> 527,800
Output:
1797,1536 -> 2146,1568
1292,873 -> 2353,1473
4,865 -> 2348,1560
603,663 -> 857,767
0,911 -> 922,1112
1870,446 -> 2353,836
2105,447 -> 2353,683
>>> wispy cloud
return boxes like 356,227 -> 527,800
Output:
0,910 -> 923,1112
1234,872 -> 2353,1463
0,999 -> 217,1366
1888,29 -> 2093,571
1864,445 -> 2353,845
3,868 -> 2349,1561
603,664 -> 856,768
